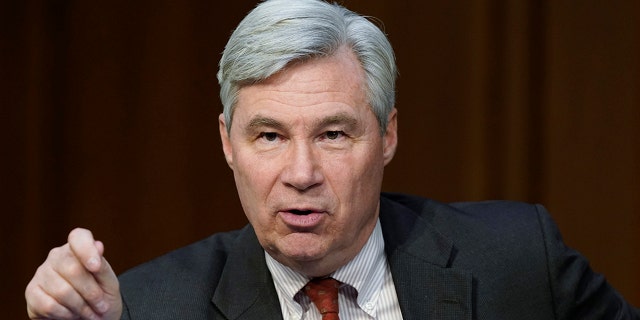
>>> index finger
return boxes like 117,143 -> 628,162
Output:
67,228 -> 103,273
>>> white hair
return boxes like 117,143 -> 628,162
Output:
217,0 -> 397,134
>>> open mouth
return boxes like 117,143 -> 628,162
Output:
289,209 -> 314,215
279,208 -> 324,228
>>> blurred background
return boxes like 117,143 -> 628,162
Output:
2,0 -> 638,318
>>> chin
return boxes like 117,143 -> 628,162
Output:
274,234 -> 329,262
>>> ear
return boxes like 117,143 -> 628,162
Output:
218,113 -> 234,170
382,108 -> 398,166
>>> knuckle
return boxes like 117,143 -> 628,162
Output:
61,260 -> 85,277
25,280 -> 38,297
25,289 -> 40,314
68,227 -> 90,242
67,229 -> 79,243
80,304 -> 99,319
32,264 -> 51,284
37,295 -> 62,315
83,286 -> 103,303
48,282 -> 74,301
47,244 -> 73,262
47,246 -> 62,259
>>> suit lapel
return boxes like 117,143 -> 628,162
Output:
380,196 -> 473,320
211,226 -> 283,320
210,195 -> 473,319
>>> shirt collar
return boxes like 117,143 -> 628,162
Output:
265,219 -> 386,318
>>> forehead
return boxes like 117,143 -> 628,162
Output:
234,48 -> 368,116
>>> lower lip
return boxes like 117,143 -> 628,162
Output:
279,211 -> 325,229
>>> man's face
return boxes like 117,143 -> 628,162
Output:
219,47 -> 397,277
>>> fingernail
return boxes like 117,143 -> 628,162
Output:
87,257 -> 99,269
95,300 -> 109,313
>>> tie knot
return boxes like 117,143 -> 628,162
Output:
304,278 -> 341,319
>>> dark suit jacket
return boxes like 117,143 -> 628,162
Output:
119,193 -> 639,319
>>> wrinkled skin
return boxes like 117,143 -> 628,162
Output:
219,47 -> 397,277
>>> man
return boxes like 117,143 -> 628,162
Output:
26,0 -> 639,319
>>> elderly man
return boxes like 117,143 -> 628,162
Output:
26,0 -> 639,319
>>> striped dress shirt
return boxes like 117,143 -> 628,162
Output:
265,219 -> 404,319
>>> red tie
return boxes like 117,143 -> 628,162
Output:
304,278 -> 341,320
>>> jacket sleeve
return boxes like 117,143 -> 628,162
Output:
535,204 -> 640,319
119,297 -> 130,320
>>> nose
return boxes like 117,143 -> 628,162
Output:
280,142 -> 324,191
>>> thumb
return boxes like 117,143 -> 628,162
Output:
94,256 -> 123,319
94,256 -> 118,291
90,241 -> 119,295
91,242 -> 122,319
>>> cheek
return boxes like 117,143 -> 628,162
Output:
327,148 -> 385,200
232,154 -> 274,214
233,144 -> 278,187
340,145 -> 384,177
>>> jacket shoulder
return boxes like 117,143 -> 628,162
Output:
381,193 -> 640,319
118,226 -> 248,319
381,192 -> 543,229
119,227 -> 243,282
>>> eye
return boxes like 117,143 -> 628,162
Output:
325,131 -> 344,140
259,132 -> 279,142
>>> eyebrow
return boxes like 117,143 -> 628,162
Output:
314,113 -> 358,130
247,116 -> 286,132
245,112 -> 358,133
